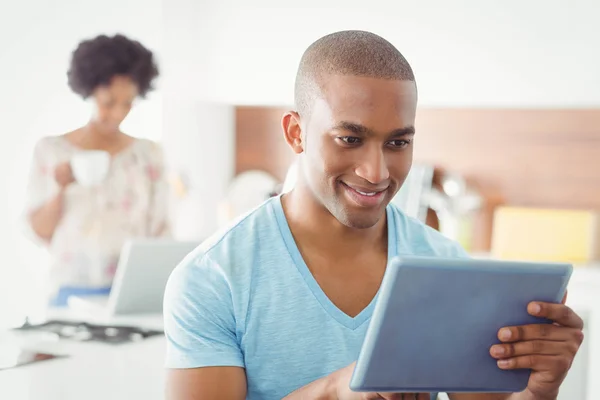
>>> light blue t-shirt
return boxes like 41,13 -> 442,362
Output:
164,196 -> 468,399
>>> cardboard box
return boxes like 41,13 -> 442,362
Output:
491,207 -> 600,264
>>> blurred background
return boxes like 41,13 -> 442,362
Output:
0,0 -> 599,399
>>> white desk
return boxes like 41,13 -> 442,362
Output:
0,311 -> 166,400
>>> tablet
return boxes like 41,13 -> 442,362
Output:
350,256 -> 572,394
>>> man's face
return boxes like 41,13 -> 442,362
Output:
299,75 -> 417,229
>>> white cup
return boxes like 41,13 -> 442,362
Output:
70,150 -> 111,187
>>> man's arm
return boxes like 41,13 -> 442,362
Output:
449,392 -> 538,400
283,362 -> 429,400
166,367 -> 247,400
163,253 -> 248,400
282,371 -> 337,400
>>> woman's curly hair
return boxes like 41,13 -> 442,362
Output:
67,33 -> 159,98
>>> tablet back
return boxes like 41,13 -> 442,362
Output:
350,256 -> 572,393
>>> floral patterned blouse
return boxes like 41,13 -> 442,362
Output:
24,135 -> 170,297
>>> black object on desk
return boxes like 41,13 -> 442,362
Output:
13,320 -> 163,345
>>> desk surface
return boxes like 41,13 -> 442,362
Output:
0,311 -> 166,400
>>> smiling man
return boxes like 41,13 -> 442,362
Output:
163,30 -> 584,400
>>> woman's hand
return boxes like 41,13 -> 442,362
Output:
54,162 -> 75,188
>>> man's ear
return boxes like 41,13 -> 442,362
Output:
282,111 -> 304,154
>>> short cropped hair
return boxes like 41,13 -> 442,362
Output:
294,30 -> 415,117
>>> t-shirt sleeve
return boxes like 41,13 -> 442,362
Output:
24,138 -> 60,215
163,251 -> 244,369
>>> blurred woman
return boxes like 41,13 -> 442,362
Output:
24,34 -> 170,306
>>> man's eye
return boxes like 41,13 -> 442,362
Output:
387,139 -> 411,148
338,137 -> 361,145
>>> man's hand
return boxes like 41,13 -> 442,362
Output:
489,295 -> 584,399
334,362 -> 430,400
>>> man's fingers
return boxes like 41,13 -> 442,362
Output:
399,395 -> 429,400
378,393 -> 429,400
496,354 -> 572,373
527,302 -> 584,329
498,324 -> 583,343
411,395 -> 429,400
490,339 -> 580,359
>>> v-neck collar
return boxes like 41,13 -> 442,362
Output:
271,195 -> 397,330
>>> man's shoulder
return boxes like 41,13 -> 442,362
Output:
173,197 -> 280,276
203,197 -> 279,252
388,203 -> 469,258
164,197 -> 281,316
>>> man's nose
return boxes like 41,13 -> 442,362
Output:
354,148 -> 390,184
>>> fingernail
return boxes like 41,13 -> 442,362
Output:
498,359 -> 510,368
492,346 -> 505,356
531,303 -> 542,315
499,329 -> 512,341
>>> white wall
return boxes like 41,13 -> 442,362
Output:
162,100 -> 235,241
161,0 -> 236,241
172,0 -> 600,108
0,0 -> 163,325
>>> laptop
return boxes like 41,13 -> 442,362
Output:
68,239 -> 199,316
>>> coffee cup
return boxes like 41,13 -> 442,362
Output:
70,150 -> 110,187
